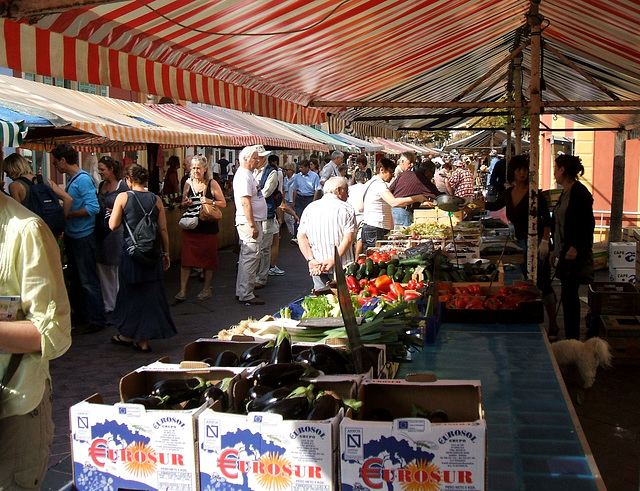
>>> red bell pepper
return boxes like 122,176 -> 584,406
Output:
374,275 -> 392,293
484,296 -> 503,310
468,284 -> 481,296
466,298 -> 485,309
404,292 -> 421,301
390,282 -> 405,298
359,278 -> 370,288
407,279 -> 417,290
357,297 -> 370,306
454,286 -> 470,296
358,289 -> 372,300
439,283 -> 453,293
346,275 -> 360,293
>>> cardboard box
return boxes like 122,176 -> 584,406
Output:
413,207 -> 463,225
609,242 -> 636,268
70,393 -> 211,490
340,379 -> 486,491
593,248 -> 608,270
197,377 -> 358,491
600,315 -> 640,363
609,265 -> 636,284
588,282 -> 640,317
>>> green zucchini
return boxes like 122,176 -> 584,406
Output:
365,258 -> 374,278
387,263 -> 396,279
398,257 -> 424,266
346,263 -> 358,277
356,263 -> 367,280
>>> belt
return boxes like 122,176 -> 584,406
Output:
298,194 -> 314,197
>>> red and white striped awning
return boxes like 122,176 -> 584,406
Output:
0,74 -> 234,148
0,1 -> 639,131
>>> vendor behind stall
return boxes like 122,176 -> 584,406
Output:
389,160 -> 440,227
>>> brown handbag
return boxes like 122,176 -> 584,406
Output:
199,200 -> 222,222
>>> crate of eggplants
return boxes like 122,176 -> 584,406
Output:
126,377 -> 229,411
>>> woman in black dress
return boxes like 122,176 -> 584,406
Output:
485,155 -> 559,338
552,154 -> 595,340
108,164 -> 176,352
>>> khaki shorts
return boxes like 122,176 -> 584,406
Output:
0,380 -> 54,490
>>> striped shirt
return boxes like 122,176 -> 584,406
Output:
298,193 -> 357,269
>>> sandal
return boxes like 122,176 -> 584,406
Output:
196,289 -> 212,300
174,291 -> 187,301
133,343 -> 152,353
111,335 -> 134,347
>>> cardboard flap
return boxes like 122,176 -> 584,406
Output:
180,361 -> 209,369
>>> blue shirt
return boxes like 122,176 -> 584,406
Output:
65,169 -> 99,238
291,171 -> 321,196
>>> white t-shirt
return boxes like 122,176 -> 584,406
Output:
347,182 -> 366,225
362,176 -> 392,230
233,167 -> 267,225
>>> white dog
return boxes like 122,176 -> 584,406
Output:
552,337 -> 612,388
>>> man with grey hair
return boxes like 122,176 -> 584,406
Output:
252,145 -> 278,287
233,145 -> 267,305
297,176 -> 356,290
319,150 -> 344,186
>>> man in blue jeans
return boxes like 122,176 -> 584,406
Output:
51,144 -> 106,334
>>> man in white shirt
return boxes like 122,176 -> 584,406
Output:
233,145 -> 268,305
347,171 -> 368,258
298,177 -> 356,290
252,146 -> 278,288
319,150 -> 344,186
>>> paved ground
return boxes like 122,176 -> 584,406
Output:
42,231 -> 639,490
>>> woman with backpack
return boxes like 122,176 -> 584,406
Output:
108,163 -> 176,352
3,153 -> 72,230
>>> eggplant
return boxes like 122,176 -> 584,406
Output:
253,362 -> 306,388
295,349 -> 313,364
214,350 -> 239,367
428,409 -> 449,423
368,407 -> 394,421
269,328 -> 292,364
307,394 -> 340,420
200,357 -> 216,366
151,377 -> 207,405
307,345 -> 349,375
240,341 -> 273,364
125,395 -> 169,409
246,387 -> 291,413
263,397 -> 310,420
243,384 -> 274,408
240,359 -> 267,368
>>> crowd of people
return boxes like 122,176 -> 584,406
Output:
0,141 -> 595,487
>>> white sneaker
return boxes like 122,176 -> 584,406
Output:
269,266 -> 285,276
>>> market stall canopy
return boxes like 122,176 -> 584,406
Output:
444,130 -> 530,153
186,104 -> 329,152
402,142 -> 442,155
0,74 -> 234,151
275,121 -> 359,153
331,133 -> 384,152
1,1 -> 639,133
0,121 -> 26,147
373,138 -> 417,155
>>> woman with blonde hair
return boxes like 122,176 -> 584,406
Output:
175,155 -> 226,301
4,152 -> 72,217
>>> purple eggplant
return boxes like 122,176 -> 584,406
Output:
214,350 -> 240,367
240,341 -> 273,364
269,328 -> 292,364
253,362 -> 306,388
151,377 -> 207,405
125,395 -> 169,409
246,387 -> 291,413
263,397 -> 310,420
301,344 -> 349,375
307,394 -> 340,420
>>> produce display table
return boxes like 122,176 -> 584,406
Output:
398,322 -> 605,491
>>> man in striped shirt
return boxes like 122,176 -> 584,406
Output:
297,177 -> 357,291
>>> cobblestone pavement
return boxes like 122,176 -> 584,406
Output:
42,235 -> 639,490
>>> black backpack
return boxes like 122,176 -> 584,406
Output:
123,191 -> 162,267
18,175 -> 66,237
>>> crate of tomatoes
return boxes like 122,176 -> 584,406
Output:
439,282 -> 544,324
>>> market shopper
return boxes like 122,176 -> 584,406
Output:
319,150 -> 344,186
234,145 -> 267,305
389,160 -> 440,227
95,156 -> 128,314
108,164 -> 176,352
483,155 -> 559,338
434,157 -> 452,193
446,158 -> 474,198
551,154 -> 595,340
350,155 -> 372,184
392,151 -> 416,181
51,143 -> 107,334
0,190 -> 72,489
291,159 -> 322,239
361,158 -> 430,251
175,156 -> 226,301
347,170 -> 368,258
162,155 -> 181,202
297,176 -> 357,290
253,147 -> 279,286
4,153 -> 72,221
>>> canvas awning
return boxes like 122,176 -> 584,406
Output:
331,133 -> 385,152
0,74 -> 234,150
275,122 -> 359,153
374,138 -> 417,155
0,121 -> 27,147
186,104 -> 329,152
0,1 -> 638,135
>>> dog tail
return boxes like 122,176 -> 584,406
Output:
587,337 -> 613,369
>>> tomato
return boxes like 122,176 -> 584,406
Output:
357,258 -> 366,265
484,296 -> 502,310
359,278 -> 370,288
468,284 -> 482,296
414,281 -> 424,289
370,251 -> 381,262
374,275 -> 392,293
379,253 -> 391,263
